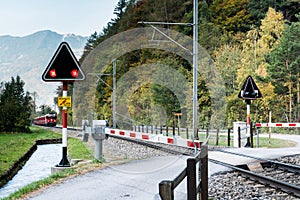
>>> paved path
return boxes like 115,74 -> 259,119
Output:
26,133 -> 300,200
26,156 -> 189,200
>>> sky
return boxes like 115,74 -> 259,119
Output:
0,0 -> 120,37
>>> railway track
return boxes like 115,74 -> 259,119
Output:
209,149 -> 300,198
40,125 -> 300,198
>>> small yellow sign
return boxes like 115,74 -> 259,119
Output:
58,96 -> 72,107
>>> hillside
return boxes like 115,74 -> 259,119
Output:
72,0 -> 300,129
0,30 -> 87,106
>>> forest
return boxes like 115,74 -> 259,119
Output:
73,0 -> 300,129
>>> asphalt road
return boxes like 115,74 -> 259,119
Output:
26,155 -> 189,200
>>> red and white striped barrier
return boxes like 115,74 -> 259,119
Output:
186,140 -> 201,148
107,129 -> 153,140
105,128 -> 201,148
256,123 -> 300,128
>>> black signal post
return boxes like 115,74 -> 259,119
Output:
42,42 -> 85,167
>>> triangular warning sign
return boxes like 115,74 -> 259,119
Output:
238,76 -> 262,100
42,42 -> 85,82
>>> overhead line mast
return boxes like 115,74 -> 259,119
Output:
138,0 -> 199,140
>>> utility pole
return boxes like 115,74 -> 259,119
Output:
138,0 -> 198,139
113,59 -> 117,129
192,0 -> 198,140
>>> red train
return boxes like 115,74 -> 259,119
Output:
33,113 -> 57,126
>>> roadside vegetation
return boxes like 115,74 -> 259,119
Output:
0,126 -> 95,176
0,127 -> 59,176
204,134 -> 297,148
0,126 -> 97,200
0,76 -> 32,133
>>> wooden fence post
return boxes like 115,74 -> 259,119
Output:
250,122 -> 253,148
187,158 -> 197,200
227,128 -> 231,147
201,145 -> 208,200
159,180 -> 174,200
186,127 -> 189,139
166,126 -> 168,136
238,127 -> 241,148
216,129 -> 219,146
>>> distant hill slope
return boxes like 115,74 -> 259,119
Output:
0,30 -> 88,107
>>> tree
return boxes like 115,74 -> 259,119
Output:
113,0 -> 127,21
267,15 -> 300,122
248,0 -> 300,27
209,0 -> 252,34
81,31 -> 99,61
38,104 -> 55,115
213,44 -> 243,126
0,76 -> 32,132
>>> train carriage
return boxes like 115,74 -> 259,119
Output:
33,113 -> 57,126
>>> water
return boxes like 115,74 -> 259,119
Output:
0,144 -> 61,199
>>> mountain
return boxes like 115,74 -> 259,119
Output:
0,30 -> 88,108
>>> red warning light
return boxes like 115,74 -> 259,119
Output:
49,69 -> 57,78
70,69 -> 78,78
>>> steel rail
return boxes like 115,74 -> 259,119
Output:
212,148 -> 300,173
209,158 -> 300,197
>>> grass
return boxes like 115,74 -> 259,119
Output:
67,137 -> 94,160
252,135 -> 297,148
0,127 -> 95,175
195,133 -> 297,148
0,127 -> 60,175
0,126 -> 98,200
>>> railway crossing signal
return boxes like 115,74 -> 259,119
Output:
238,76 -> 262,147
238,76 -> 262,100
42,42 -> 85,82
42,42 -> 85,168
